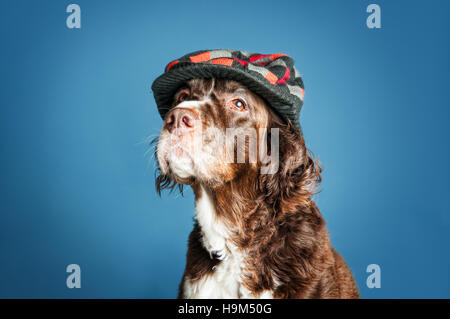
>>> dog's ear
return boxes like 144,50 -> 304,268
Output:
258,114 -> 322,212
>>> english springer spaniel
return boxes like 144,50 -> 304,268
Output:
155,78 -> 359,298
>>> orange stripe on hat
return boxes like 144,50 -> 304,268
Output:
190,51 -> 211,63
270,53 -> 287,61
300,88 -> 305,100
265,71 -> 278,85
166,60 -> 179,71
211,58 -> 233,66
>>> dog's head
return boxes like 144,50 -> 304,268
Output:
155,78 -> 320,199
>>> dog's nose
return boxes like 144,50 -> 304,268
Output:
164,108 -> 198,133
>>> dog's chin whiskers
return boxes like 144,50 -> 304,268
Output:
143,146 -> 154,159
136,131 -> 161,146
155,171 -> 185,197
140,133 -> 162,175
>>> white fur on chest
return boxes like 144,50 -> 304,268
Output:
182,187 -> 273,299
194,186 -> 229,258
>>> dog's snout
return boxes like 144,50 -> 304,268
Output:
164,108 -> 198,133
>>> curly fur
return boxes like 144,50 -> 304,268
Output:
154,78 -> 359,299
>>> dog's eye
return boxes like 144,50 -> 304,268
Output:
177,91 -> 190,103
231,98 -> 246,111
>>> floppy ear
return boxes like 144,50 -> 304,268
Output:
258,115 -> 322,212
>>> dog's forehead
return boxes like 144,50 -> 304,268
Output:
186,78 -> 250,97
173,78 -> 271,127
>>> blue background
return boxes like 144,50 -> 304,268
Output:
1,0 -> 449,298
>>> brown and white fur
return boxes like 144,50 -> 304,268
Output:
155,78 -> 359,299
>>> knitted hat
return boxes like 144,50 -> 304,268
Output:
151,49 -> 305,129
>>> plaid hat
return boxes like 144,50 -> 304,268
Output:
151,49 -> 305,129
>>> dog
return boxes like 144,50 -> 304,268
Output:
155,77 -> 359,298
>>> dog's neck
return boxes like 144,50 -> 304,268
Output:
190,138 -> 321,260
192,171 -> 261,258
